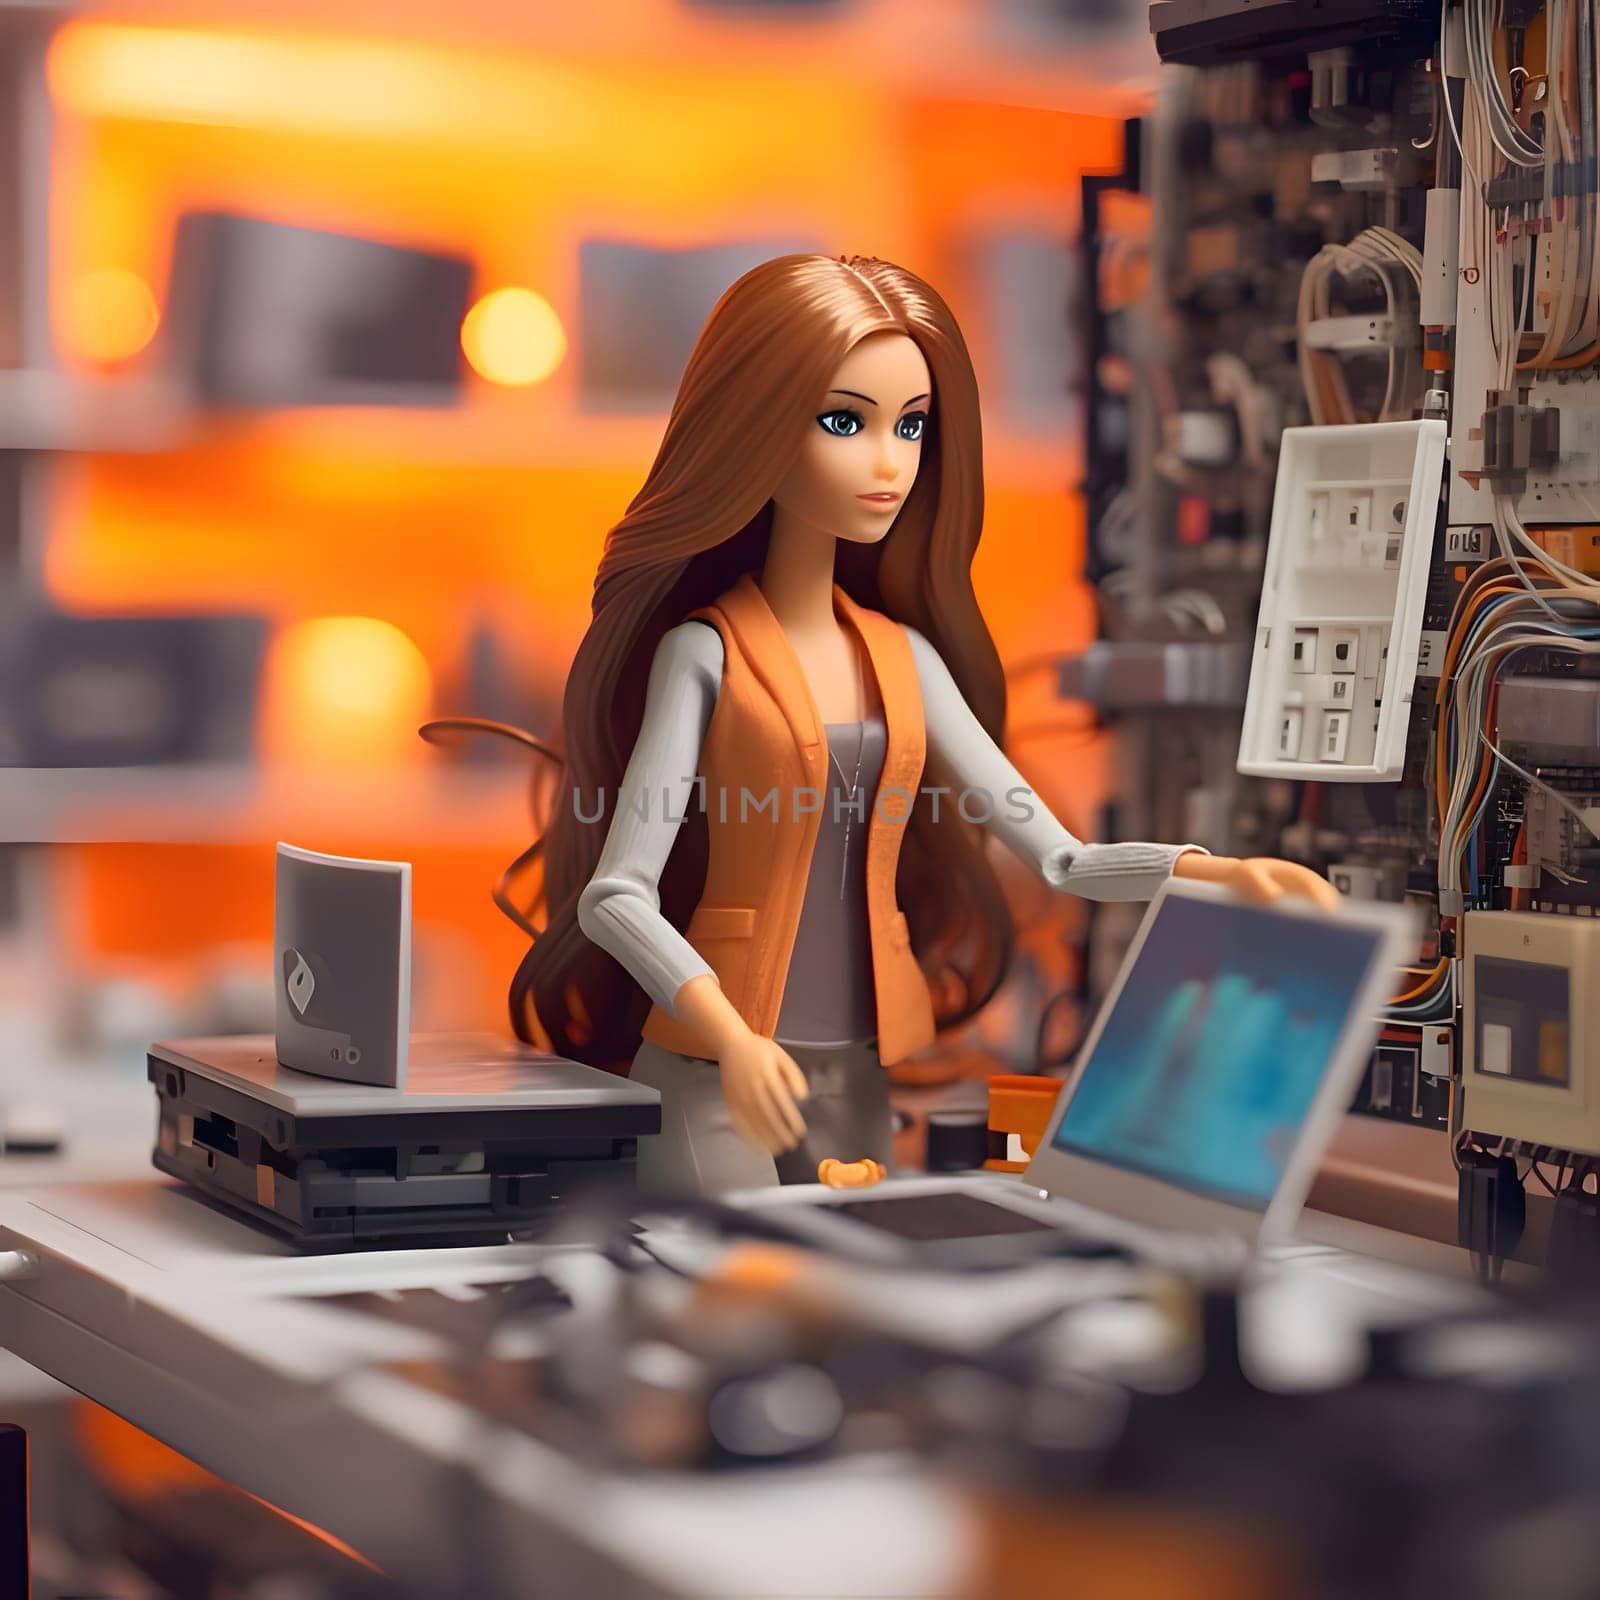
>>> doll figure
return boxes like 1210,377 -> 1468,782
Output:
511,254 -> 1334,1196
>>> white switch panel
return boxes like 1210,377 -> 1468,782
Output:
1238,419 -> 1447,782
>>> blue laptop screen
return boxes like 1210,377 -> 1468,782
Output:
1049,894 -> 1382,1209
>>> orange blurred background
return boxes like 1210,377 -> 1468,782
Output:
12,1 -> 1153,1045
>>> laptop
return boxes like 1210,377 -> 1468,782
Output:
274,841 -> 411,1089
738,877 -> 1417,1271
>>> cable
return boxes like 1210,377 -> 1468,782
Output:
1509,819 -> 1529,910
418,716 -> 563,766
1478,731 -> 1600,839
1389,960 -> 1450,1006
1435,612 -> 1600,909
1413,74 -> 1442,150
1449,0 -> 1600,373
1463,0 -> 1544,168
1297,228 -> 1425,424
1488,507 -> 1600,629
418,716 -> 563,942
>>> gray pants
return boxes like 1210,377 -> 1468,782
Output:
629,1037 -> 893,1197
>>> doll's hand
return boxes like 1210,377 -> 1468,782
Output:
719,1032 -> 810,1156
1174,851 -> 1341,911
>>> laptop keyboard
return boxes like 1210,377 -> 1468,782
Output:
830,1191 -> 1124,1256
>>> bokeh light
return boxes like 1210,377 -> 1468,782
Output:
260,616 -> 433,769
58,267 -> 160,366
460,287 -> 568,387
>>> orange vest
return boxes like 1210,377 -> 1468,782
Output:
640,573 -> 936,1067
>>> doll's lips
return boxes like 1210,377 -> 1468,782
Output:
857,491 -> 902,504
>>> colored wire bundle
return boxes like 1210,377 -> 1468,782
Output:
1429,0 -> 1600,922
1431,562 -> 1600,915
1387,957 -> 1454,1019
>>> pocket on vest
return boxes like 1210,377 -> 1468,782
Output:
687,905 -> 757,941
684,904 -> 758,1013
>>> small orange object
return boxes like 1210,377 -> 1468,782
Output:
1528,524 -> 1600,576
817,1157 -> 886,1189
985,1075 -> 1065,1173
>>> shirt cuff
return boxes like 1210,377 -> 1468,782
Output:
1043,840 -> 1210,901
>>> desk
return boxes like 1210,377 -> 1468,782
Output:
0,1099 -> 1488,1598
0,1176 -> 980,1599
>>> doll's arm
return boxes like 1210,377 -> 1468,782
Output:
904,627 -> 1205,902
577,624 -> 809,1152
576,621 -> 723,1011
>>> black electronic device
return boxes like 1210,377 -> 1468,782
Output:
0,1426 -> 24,1600
1150,0 -> 1435,64
13,609 -> 267,767
149,1034 -> 660,1251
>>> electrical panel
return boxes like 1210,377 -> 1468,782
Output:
1353,1018 -> 1453,1129
1102,0 -> 1600,1271
1462,911 -> 1600,1155
1238,419 -> 1445,780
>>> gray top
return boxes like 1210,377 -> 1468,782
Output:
576,618 -> 1202,1023
773,718 -> 886,1047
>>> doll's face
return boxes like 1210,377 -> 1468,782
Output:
772,330 -> 932,545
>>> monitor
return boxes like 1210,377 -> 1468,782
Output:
1026,877 -> 1416,1245
274,842 -> 411,1089
163,211 -> 474,408
13,608 -> 267,766
577,238 -> 820,409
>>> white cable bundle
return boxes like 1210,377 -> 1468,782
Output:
1462,0 -> 1546,167
1437,0 -> 1600,607
1297,227 -> 1425,423
1447,0 -> 1599,367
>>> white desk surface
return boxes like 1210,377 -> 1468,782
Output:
0,1174 -> 986,1599
0,1061 -> 1489,1598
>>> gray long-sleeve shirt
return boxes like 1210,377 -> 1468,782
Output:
575,618 -> 1201,1019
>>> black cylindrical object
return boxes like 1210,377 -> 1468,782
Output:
925,1110 -> 992,1173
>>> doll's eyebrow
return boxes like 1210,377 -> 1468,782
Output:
826,389 -> 932,410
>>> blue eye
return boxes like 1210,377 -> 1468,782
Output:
896,411 -> 928,442
817,409 -> 864,437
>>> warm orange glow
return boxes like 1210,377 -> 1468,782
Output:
461,288 -> 567,387
57,266 -> 160,366
76,1400 -> 212,1499
244,1491 -> 385,1574
43,444 -> 632,683
46,22 -> 588,140
39,13 -> 1124,1026
63,841 -> 530,1031
260,617 -> 433,769
75,1403 -> 383,1574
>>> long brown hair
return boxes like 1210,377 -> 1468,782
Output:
511,253 -> 1013,1068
